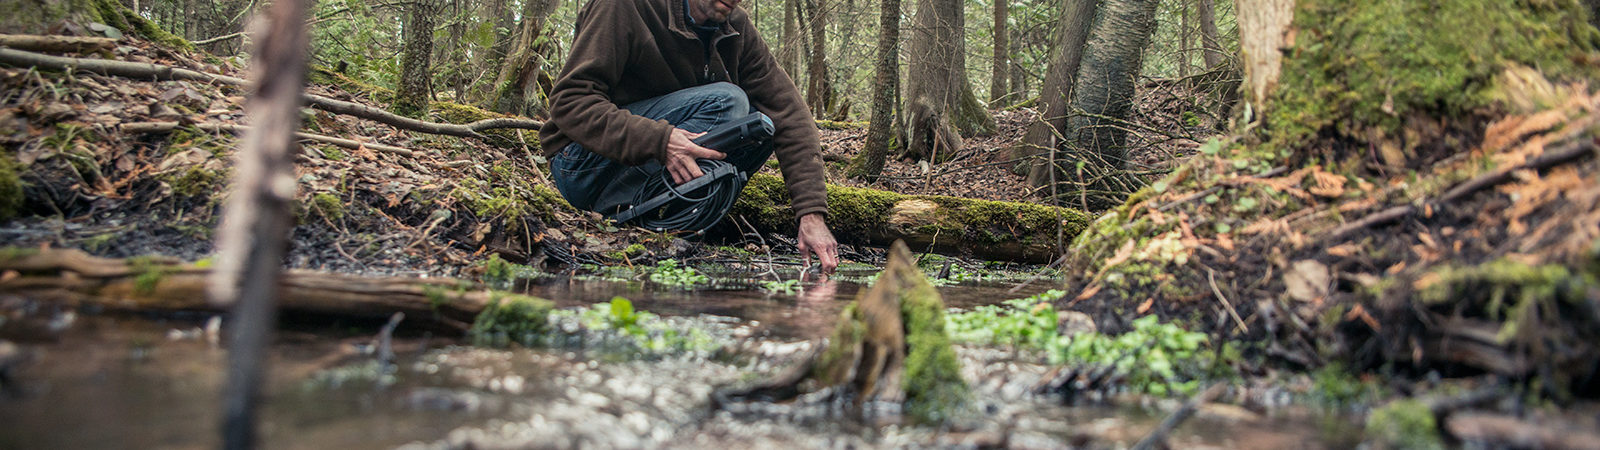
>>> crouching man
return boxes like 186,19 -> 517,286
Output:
538,0 -> 838,273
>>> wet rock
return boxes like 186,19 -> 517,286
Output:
1057,310 -> 1097,337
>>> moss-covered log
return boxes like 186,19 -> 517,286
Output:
731,174 -> 1092,263
0,248 -> 551,333
0,0 -> 193,53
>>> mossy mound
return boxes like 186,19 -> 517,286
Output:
468,292 -> 555,347
1268,0 -> 1600,152
0,152 -> 22,221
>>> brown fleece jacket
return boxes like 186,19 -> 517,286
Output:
538,0 -> 827,220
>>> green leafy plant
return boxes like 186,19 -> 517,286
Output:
547,297 -> 715,356
945,289 -> 1066,349
646,259 -> 709,288
760,279 -> 801,294
1051,315 -> 1234,397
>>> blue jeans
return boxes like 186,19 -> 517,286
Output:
550,82 -> 775,215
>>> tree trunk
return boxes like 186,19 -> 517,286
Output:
490,0 -> 559,117
780,0 -> 801,80
903,0 -> 993,163
1179,0 -> 1191,77
1237,0 -> 1294,114
990,0 -> 1008,104
805,0 -> 829,115
1009,38 -> 1024,102
183,0 -> 199,40
442,0 -> 467,100
209,0 -> 309,445
1021,0 -> 1096,187
396,0 -> 438,118
850,0 -> 901,178
1058,0 -> 1161,209
472,0 -> 517,103
1197,0 -> 1225,69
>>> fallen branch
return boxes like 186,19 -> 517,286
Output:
1324,136 -> 1597,243
121,121 -> 418,157
0,34 -> 118,54
0,47 -> 544,140
192,32 -> 246,46
0,249 -> 491,331
1131,382 -> 1228,450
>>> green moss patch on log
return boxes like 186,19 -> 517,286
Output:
468,291 -> 554,347
0,151 -> 22,221
1268,0 -> 1600,149
731,173 -> 1091,262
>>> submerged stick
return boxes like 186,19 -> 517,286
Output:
1131,382 -> 1227,450
212,0 -> 310,447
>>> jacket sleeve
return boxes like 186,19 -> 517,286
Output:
546,0 -> 674,165
733,24 -> 829,220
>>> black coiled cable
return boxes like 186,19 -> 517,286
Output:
612,158 -> 747,233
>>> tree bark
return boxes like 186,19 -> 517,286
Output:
851,0 -> 902,178
805,0 -> 829,115
396,0 -> 438,118
1059,0 -> 1161,209
490,0 -> 559,117
1022,0 -> 1097,187
1197,0 -> 1225,69
903,0 -> 993,163
781,0 -> 801,78
990,0 -> 1008,104
209,0 -> 309,445
1237,0 -> 1294,114
472,0 -> 517,103
1180,0 -> 1191,77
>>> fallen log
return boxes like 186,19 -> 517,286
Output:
0,47 -> 544,141
0,248 -> 498,332
0,34 -> 117,53
731,174 -> 1094,263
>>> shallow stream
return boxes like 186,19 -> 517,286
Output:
0,272 -> 1362,449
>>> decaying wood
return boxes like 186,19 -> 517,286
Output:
0,47 -> 544,141
714,241 -> 923,411
1236,0 -> 1296,113
0,249 -> 489,331
121,121 -> 418,157
1445,413 -> 1600,450
0,34 -> 117,53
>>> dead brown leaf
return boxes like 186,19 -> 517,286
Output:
1284,260 -> 1330,304
1136,298 -> 1154,315
1309,169 -> 1346,198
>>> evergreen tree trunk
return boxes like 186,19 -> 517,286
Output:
472,0 -> 517,103
903,0 -> 993,163
490,0 -> 559,117
1009,38 -> 1024,102
1022,0 -> 1096,187
851,0 -> 902,178
396,0 -> 438,118
990,0 -> 1007,104
183,0 -> 199,40
805,0 -> 829,115
1198,0 -> 1225,69
781,0 -> 801,79
1058,0 -> 1161,209
443,0 -> 467,100
1180,0 -> 1191,77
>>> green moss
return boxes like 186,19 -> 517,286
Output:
1364,399 -> 1442,450
128,256 -> 172,296
605,243 -> 647,260
897,262 -> 971,424
308,66 -> 395,103
310,193 -> 344,221
0,151 -> 22,221
0,247 -> 39,261
1309,362 -> 1382,409
1268,0 -> 1600,148
90,0 -> 194,52
815,120 -> 869,130
468,292 -> 554,347
164,167 -> 223,199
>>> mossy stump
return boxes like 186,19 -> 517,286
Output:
715,240 -> 970,424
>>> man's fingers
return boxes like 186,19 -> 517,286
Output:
693,148 -> 728,160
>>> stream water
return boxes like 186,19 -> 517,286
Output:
0,273 -> 1362,449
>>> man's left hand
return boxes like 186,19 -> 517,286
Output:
797,213 -> 838,276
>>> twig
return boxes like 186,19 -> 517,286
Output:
192,32 -> 246,46
1206,267 -> 1249,334
1131,382 -> 1228,450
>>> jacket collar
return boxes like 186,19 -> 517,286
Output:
668,0 -> 740,41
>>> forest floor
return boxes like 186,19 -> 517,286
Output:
6,30 -> 1600,448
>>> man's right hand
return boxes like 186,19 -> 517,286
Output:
664,128 -> 727,184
